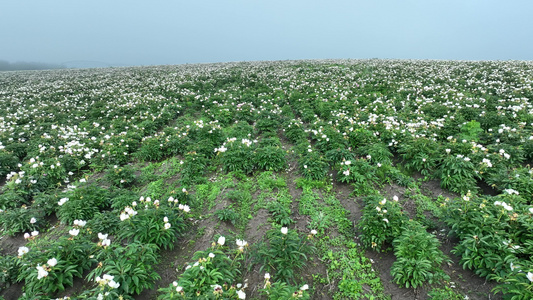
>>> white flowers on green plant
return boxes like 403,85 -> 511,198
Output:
300,284 -> 309,291
36,265 -> 49,279
69,228 -> 80,236
494,201 -> 513,211
58,197 -> 69,206
281,227 -> 288,235
527,272 -> 533,282
237,290 -> 246,299
73,219 -> 86,227
30,217 -> 37,224
217,236 -> 226,246
47,258 -> 58,267
96,274 -> 120,289
18,246 -> 29,257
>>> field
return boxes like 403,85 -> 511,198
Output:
1,59 -> 532,299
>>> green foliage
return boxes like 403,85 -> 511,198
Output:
398,137 -> 441,177
215,207 -> 239,225
299,152 -> 328,181
358,195 -> 408,251
260,280 -> 311,300
438,154 -> 479,194
460,120 -> 483,142
17,235 -> 96,296
117,199 -> 188,250
106,164 -> 136,187
391,221 -> 450,289
427,286 -> 465,300
158,240 -> 247,299
0,151 -> 19,177
218,139 -> 256,174
0,206 -> 45,236
267,201 -> 293,227
57,185 -> 112,224
254,227 -> 315,283
255,145 -> 287,172
87,242 -> 160,295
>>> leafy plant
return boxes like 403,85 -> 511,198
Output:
57,185 -> 112,224
254,227 -> 315,283
158,237 -> 248,299
117,198 -> 188,250
87,242 -> 160,295
215,207 -> 239,225
298,152 -> 328,181
358,195 -> 408,251
255,145 -> 287,172
391,221 -> 450,288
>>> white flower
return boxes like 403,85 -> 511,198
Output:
281,227 -> 288,235
393,195 -> 399,202
120,213 -> 130,221
237,290 -> 246,299
24,233 -> 30,239
264,273 -> 270,279
209,252 -> 215,258
528,272 -> 533,282
172,281 -> 178,287
343,169 -> 350,176
37,265 -> 49,279
383,218 -> 389,224
236,239 -> 248,248
300,284 -> 309,291
163,216 -> 169,223
310,229 -> 317,235
30,217 -> 37,224
217,236 -> 226,246
69,228 -> 80,236
102,239 -> 111,247
74,219 -> 86,227
164,223 -> 171,230
108,280 -> 120,289
345,160 -> 351,165
31,230 -> 39,237
58,197 -> 69,206
98,233 -> 108,240
379,198 -> 386,205
18,246 -> 29,257
176,286 -> 183,292
47,258 -> 58,267
529,207 -> 533,214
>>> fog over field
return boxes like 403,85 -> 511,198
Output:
1,0 -> 532,69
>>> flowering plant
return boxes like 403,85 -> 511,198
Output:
254,227 -> 315,282
158,236 -> 248,299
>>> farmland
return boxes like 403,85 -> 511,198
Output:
1,59 -> 533,299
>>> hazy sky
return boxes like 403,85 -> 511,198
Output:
1,0 -> 532,66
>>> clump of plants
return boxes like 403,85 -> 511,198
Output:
358,195 -> 408,251
253,227 -> 316,283
390,221 -> 450,288
158,236 -> 248,299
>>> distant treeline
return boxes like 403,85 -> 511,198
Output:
0,60 -> 65,71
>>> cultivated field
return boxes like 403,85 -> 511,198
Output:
1,59 -> 532,299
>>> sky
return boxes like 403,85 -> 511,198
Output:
1,0 -> 532,67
